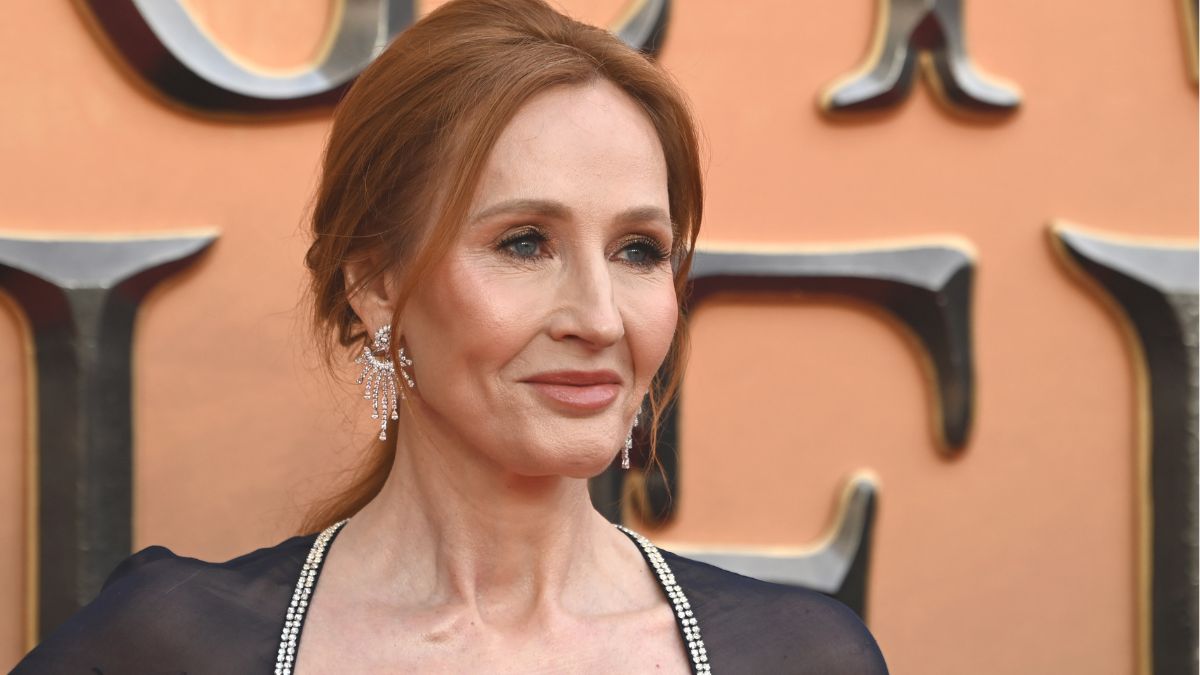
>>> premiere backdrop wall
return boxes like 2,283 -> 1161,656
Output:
0,1 -> 1197,673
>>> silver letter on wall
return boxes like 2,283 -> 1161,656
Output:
1050,222 -> 1199,675
819,0 -> 1020,116
76,0 -> 671,114
0,232 -> 217,640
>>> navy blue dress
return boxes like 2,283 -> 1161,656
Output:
13,526 -> 889,674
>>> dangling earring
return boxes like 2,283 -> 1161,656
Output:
621,410 -> 639,470
355,325 -> 402,441
396,344 -> 415,390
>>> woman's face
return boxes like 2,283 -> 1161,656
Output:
401,79 -> 678,478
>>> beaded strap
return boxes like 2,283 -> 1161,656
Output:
275,519 -> 347,675
614,524 -> 712,674
275,519 -> 711,674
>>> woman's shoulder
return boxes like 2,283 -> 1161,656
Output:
102,529 -> 315,593
85,530 -> 316,618
660,547 -> 889,674
13,531 -> 317,674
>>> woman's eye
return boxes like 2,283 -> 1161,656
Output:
621,244 -> 651,263
498,231 -> 546,259
617,239 -> 669,266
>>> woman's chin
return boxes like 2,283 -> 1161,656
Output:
514,444 -> 623,479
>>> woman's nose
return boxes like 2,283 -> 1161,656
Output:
547,254 -> 624,348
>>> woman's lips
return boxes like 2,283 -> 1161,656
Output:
522,370 -> 622,411
526,382 -> 621,411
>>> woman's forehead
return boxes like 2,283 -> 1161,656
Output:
473,80 -> 669,214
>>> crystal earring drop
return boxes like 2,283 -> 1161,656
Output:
397,345 -> 415,390
621,410 -> 639,470
354,325 -> 400,441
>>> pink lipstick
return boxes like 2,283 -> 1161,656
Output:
521,370 -> 622,411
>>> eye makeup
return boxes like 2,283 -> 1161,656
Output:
495,226 -> 547,261
613,235 -> 670,268
491,225 -> 671,270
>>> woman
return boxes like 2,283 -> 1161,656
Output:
16,1 -> 888,672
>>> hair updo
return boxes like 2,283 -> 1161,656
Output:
302,0 -> 703,532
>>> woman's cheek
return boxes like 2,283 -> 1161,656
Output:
628,284 -> 679,381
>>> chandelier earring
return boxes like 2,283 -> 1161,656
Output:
622,409 -> 640,470
396,344 -> 415,390
355,325 -> 402,441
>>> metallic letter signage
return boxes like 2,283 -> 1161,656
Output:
819,0 -> 1020,116
1050,222 -> 1199,675
627,243 -> 975,521
613,0 -> 671,56
680,474 -> 881,618
597,242 -> 975,520
77,0 -> 416,113
76,0 -> 671,114
0,232 -> 217,640
591,240 -> 976,618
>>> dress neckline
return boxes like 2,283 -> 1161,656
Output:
273,519 -> 711,674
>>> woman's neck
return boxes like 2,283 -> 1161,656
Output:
333,407 -> 625,625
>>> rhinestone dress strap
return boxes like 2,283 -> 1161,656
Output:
614,524 -> 712,674
275,519 -> 348,675
275,519 -> 711,675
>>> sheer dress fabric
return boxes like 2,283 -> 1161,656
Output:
14,530 -> 889,674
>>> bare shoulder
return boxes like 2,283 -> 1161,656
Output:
661,548 -> 889,674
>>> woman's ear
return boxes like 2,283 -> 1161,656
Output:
343,257 -> 397,334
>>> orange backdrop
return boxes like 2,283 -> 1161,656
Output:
0,1 -> 1196,673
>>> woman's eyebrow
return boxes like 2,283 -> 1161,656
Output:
469,199 -> 669,229
469,198 -> 571,223
615,205 -> 670,228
